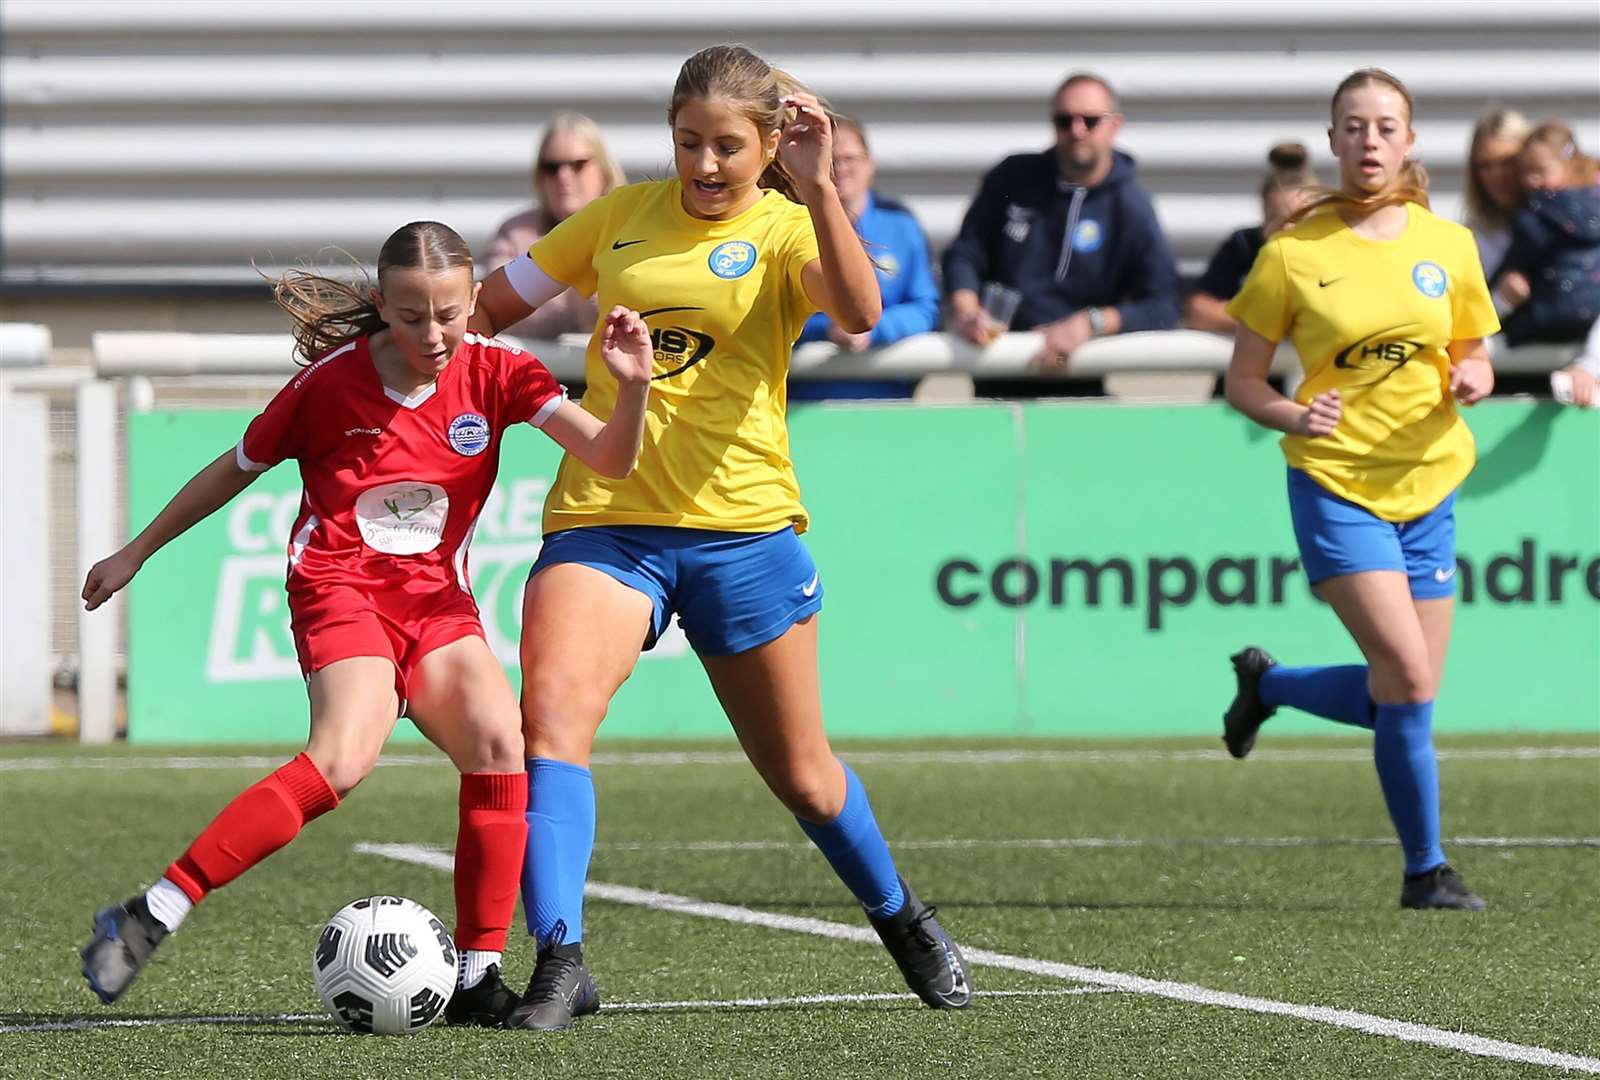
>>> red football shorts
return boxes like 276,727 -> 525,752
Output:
288,582 -> 486,708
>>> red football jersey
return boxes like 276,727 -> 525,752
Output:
236,332 -> 563,598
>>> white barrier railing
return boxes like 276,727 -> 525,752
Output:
90,329 -> 1577,381
0,322 -> 52,368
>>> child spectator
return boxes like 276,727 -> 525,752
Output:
1493,122 -> 1600,347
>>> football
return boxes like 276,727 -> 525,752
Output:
311,896 -> 457,1035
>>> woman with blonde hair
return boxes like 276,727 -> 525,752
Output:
472,43 -> 970,1031
1462,106 -> 1531,280
1220,69 -> 1499,911
484,113 -> 627,339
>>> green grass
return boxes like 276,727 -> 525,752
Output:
2,733 -> 1597,1079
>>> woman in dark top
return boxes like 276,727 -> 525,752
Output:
1186,142 -> 1318,333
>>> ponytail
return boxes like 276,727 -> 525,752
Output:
271,221 -> 473,364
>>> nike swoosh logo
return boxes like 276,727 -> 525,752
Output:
1318,277 -> 1344,288
1433,566 -> 1457,583
801,573 -> 820,598
611,239 -> 646,250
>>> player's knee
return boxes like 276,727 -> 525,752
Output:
307,748 -> 379,798
520,671 -> 606,745
1370,657 -> 1435,705
769,763 -> 845,823
463,719 -> 525,774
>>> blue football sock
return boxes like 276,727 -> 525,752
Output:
1258,664 -> 1374,728
796,761 -> 905,919
1372,702 -> 1447,876
522,758 -> 595,947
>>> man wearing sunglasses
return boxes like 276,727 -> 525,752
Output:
944,73 -> 1179,376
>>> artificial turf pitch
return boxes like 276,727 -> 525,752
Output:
2,733 -> 1596,1079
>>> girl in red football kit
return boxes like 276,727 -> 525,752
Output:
77,221 -> 653,1026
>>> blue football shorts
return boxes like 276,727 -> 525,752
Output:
1286,468 -> 1458,600
528,524 -> 823,655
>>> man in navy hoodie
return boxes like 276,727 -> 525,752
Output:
944,73 -> 1180,371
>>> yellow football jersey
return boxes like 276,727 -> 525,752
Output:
1228,203 -> 1500,521
529,179 -> 822,534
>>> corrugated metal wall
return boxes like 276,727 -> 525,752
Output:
6,0 -> 1598,284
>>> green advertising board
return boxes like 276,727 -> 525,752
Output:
127,401 -> 1600,743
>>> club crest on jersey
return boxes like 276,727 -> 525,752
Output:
447,412 -> 490,457
708,241 -> 757,280
1071,220 -> 1103,253
1411,261 -> 1447,299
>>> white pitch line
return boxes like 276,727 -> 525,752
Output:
0,989 -> 1110,1035
0,1012 -> 325,1034
593,835 -> 1600,853
4,745 -> 1598,772
360,842 -> 1600,1075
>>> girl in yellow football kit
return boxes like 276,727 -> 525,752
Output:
1221,70 -> 1499,911
469,45 -> 970,1029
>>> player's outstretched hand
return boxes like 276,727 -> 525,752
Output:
778,93 -> 833,195
82,548 -> 142,611
599,306 -> 654,385
1449,356 -> 1494,405
1297,389 -> 1341,437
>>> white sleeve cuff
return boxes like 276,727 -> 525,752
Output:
235,438 -> 269,472
504,252 -> 568,310
528,388 -> 569,429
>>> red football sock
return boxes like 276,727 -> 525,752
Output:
452,772 -> 529,952
164,753 -> 339,904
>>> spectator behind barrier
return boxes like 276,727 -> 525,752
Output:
1463,106 -> 1531,280
943,72 -> 1180,374
1492,122 -> 1600,348
1551,317 -> 1600,407
484,113 -> 626,339
791,115 -> 940,401
1185,142 -> 1319,334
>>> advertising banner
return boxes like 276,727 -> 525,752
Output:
127,402 -> 1598,742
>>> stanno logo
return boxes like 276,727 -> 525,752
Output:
344,427 -> 382,437
447,412 -> 490,456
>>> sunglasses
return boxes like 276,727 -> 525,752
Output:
1052,112 -> 1108,132
538,158 -> 591,176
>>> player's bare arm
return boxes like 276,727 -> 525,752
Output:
1447,337 -> 1494,404
82,448 -> 259,610
787,94 -> 881,334
539,306 -> 652,478
469,269 -> 536,336
1225,323 -> 1340,437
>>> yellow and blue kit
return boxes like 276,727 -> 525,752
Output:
1229,203 -> 1500,594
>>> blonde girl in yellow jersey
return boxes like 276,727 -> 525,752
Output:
1220,69 -> 1499,912
469,45 -> 970,1029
